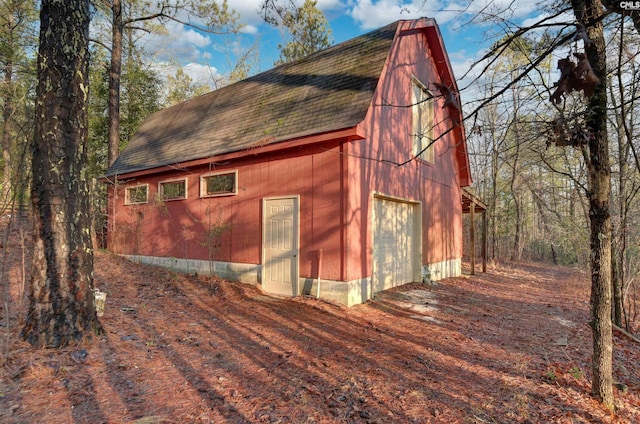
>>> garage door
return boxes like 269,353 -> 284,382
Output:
373,197 -> 419,293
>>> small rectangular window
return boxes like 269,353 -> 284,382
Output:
200,171 -> 237,197
412,77 -> 435,163
125,184 -> 148,205
159,178 -> 187,201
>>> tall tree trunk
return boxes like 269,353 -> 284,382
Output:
610,18 -> 636,330
107,0 -> 123,167
510,78 -> 523,261
1,7 -> 16,210
509,136 -> 523,261
612,99 -> 627,328
571,0 -> 614,409
1,59 -> 13,209
22,0 -> 101,348
511,190 -> 523,260
490,124 -> 498,259
611,222 -> 625,327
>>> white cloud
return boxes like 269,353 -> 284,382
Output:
183,62 -> 222,86
520,9 -> 573,30
348,0 -> 548,31
464,0 -> 540,22
227,0 -> 266,26
317,0 -> 346,10
139,20 -> 212,64
171,21 -> 211,48
152,61 -> 222,90
227,0 -> 263,16
241,24 -> 260,34
347,0 -> 508,30
449,51 -> 477,82
349,0 -> 432,30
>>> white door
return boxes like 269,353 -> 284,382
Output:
373,197 -> 419,293
262,197 -> 299,296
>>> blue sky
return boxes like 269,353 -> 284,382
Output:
156,0 -> 566,98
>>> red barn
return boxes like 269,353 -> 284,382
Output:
105,18 -> 473,306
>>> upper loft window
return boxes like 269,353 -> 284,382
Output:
412,77 -> 435,163
125,184 -> 149,205
200,171 -> 237,197
159,178 -> 187,201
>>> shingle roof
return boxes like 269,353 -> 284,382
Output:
106,21 -> 400,176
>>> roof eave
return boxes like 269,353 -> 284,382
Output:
101,125 -> 365,182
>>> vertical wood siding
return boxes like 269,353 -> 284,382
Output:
108,143 -> 345,281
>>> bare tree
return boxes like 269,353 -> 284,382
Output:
608,16 -> 640,330
458,0 -> 614,408
570,0 -> 613,407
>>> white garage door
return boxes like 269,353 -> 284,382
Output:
373,197 -> 419,293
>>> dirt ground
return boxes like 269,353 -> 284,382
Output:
1,242 -> 639,423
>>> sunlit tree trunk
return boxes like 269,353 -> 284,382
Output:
22,0 -> 101,347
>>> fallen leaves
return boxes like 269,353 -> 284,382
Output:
0,243 -> 638,422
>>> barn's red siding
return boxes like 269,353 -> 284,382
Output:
108,142 -> 347,281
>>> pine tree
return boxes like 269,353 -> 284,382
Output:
22,0 -> 101,347
263,0 -> 333,66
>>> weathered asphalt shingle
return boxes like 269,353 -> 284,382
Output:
106,21 -> 399,176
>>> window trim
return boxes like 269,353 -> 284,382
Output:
200,170 -> 238,198
124,184 -> 149,205
411,76 -> 435,163
159,177 -> 188,201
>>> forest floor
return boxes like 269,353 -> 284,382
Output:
0,227 -> 639,422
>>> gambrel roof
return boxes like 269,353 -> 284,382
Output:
107,21 -> 400,176
107,18 -> 471,186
